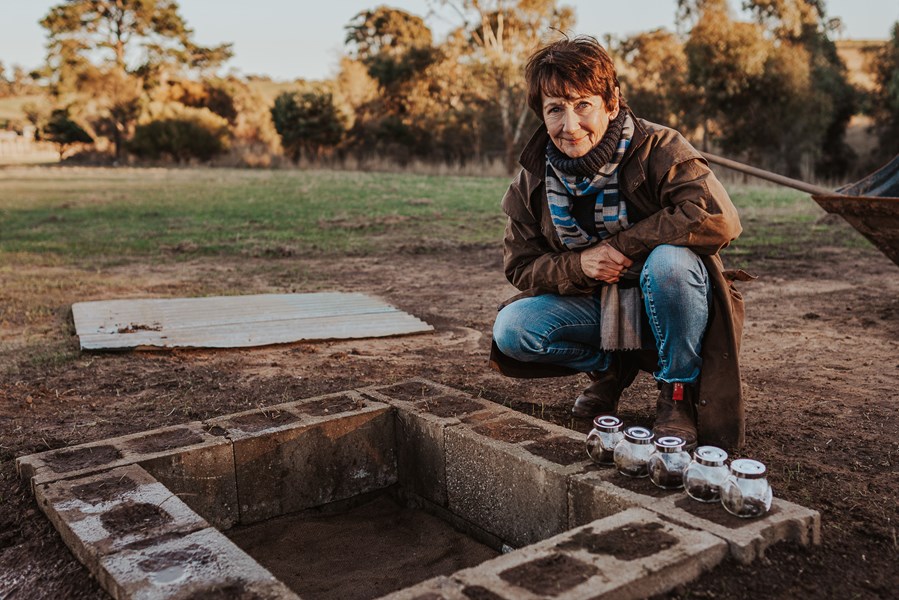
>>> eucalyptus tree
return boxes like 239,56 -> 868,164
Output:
39,0 -> 232,160
435,0 -> 574,171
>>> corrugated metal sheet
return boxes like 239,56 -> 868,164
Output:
72,293 -> 433,350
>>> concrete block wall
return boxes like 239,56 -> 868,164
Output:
17,378 -> 823,600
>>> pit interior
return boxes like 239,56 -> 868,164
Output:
18,378 -> 819,600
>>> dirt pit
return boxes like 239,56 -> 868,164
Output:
1,243 -> 898,599
226,492 -> 499,600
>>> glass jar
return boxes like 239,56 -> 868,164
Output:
648,436 -> 691,489
683,446 -> 730,502
614,426 -> 654,478
586,415 -> 624,466
721,458 -> 773,518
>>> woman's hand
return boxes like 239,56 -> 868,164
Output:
580,243 -> 633,283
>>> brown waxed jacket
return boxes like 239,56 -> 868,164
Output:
488,112 -> 750,449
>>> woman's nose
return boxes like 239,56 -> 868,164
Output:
561,108 -> 579,132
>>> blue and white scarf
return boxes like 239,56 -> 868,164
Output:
545,113 -> 635,249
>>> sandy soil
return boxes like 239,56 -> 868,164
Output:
0,241 -> 897,599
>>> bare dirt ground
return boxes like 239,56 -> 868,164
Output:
1,241 -> 897,599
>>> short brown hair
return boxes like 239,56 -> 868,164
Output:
525,36 -> 621,119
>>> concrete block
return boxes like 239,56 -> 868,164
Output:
33,464 -> 208,578
445,413 -> 593,548
449,507 -> 727,600
571,469 -> 821,564
230,402 -> 398,524
362,378 -> 503,507
19,421 -> 230,492
98,526 -> 298,600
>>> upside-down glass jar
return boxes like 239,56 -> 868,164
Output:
648,436 -> 691,489
721,458 -> 773,518
614,426 -> 654,478
683,446 -> 730,503
586,415 -> 624,466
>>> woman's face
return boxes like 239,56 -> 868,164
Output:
542,93 -> 618,159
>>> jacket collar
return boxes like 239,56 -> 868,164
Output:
517,109 -> 650,177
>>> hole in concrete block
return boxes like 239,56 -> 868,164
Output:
524,436 -> 585,465
137,543 -> 216,572
472,417 -> 550,443
413,394 -> 486,418
556,523 -> 678,560
499,553 -> 598,595
100,502 -> 173,536
673,495 -> 777,528
71,475 -> 139,504
126,428 -> 204,453
226,410 -> 301,432
610,472 -> 682,498
295,394 -> 365,416
377,381 -> 443,401
43,445 -> 122,473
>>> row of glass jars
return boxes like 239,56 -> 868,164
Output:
586,415 -> 772,518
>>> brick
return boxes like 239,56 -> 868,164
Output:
570,469 -> 821,564
227,402 -> 397,524
445,412 -> 594,548
33,464 -> 208,578
98,527 -> 298,600
449,507 -> 727,600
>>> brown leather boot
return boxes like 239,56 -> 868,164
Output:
653,382 -> 698,450
571,359 -> 640,419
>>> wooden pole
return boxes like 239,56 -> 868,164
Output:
700,151 -> 837,197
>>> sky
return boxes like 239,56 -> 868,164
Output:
1,0 -> 897,82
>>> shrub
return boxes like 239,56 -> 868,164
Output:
129,114 -> 228,163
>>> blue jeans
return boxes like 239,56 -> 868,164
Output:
493,245 -> 711,383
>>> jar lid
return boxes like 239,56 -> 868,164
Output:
654,435 -> 685,452
694,446 -> 728,467
592,415 -> 622,433
730,458 -> 767,479
623,426 -> 653,444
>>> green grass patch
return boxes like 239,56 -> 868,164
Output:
0,169 -> 873,269
0,167 -> 509,264
721,184 -> 872,268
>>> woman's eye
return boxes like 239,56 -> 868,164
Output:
577,102 -> 591,110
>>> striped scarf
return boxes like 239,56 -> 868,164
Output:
545,113 -> 635,249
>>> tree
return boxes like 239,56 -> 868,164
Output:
868,23 -> 899,162
271,90 -> 346,163
41,108 -> 94,159
614,29 -> 700,134
680,0 -> 856,177
436,0 -> 574,172
345,5 -> 437,91
39,0 -> 233,160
